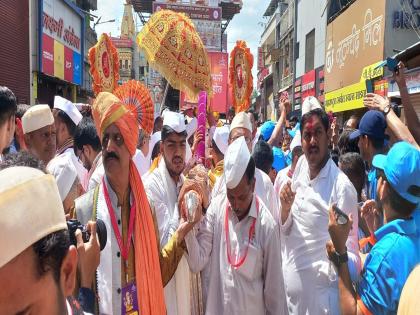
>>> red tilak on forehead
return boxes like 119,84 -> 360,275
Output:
305,116 -> 315,132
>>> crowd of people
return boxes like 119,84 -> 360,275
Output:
0,62 -> 419,315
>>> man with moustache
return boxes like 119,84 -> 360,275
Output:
144,111 -> 206,315
279,106 -> 360,314
21,104 -> 57,165
72,93 -> 195,314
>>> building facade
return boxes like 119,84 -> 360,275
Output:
323,0 -> 419,122
259,0 -> 295,121
293,0 -> 327,112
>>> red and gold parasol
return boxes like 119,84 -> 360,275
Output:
137,9 -> 212,98
113,80 -> 154,135
229,40 -> 253,113
89,33 -> 120,95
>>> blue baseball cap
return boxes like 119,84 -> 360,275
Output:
350,110 -> 387,140
372,141 -> 420,205
272,146 -> 287,172
260,121 -> 276,141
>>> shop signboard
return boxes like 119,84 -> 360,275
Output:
325,61 -> 384,112
40,0 -> 83,85
153,3 -> 222,51
301,69 -> 316,99
324,0 -> 386,93
180,52 -> 229,113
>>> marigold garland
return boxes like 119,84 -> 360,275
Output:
229,40 -> 254,113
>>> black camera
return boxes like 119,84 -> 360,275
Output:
67,219 -> 107,251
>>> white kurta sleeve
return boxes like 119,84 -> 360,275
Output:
263,225 -> 288,315
145,177 -> 179,247
334,178 -> 361,282
184,203 -> 215,273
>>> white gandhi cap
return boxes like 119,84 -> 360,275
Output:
224,136 -> 251,189
163,111 -> 186,133
230,111 -> 252,134
213,125 -> 229,155
301,96 -> 322,116
22,105 -> 54,134
0,166 -> 67,268
54,95 -> 83,126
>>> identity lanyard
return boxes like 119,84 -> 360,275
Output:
225,198 -> 259,268
102,178 -> 136,262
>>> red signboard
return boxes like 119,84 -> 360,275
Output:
110,37 -> 133,48
301,69 -> 316,99
64,46 -> 73,82
42,33 -> 54,76
180,52 -> 228,113
257,68 -> 269,90
258,47 -> 264,71
209,52 -> 228,113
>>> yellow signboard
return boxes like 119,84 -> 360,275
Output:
325,81 -> 366,113
54,41 -> 64,80
325,61 -> 384,113
360,62 -> 384,81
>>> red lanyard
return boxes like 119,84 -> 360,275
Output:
102,178 -> 136,261
225,198 -> 259,268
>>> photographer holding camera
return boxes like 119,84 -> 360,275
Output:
0,162 -> 101,314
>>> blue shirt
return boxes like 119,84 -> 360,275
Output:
367,168 -> 377,200
357,217 -> 420,314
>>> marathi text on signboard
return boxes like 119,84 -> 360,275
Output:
153,3 -> 222,51
41,0 -> 83,85
324,0 -> 386,93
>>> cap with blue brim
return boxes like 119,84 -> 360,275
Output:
372,141 -> 420,205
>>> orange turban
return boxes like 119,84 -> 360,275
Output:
92,92 -> 166,315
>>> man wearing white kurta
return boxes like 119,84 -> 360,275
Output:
144,111 -> 196,315
211,112 -> 279,221
184,136 -> 287,315
279,107 -> 361,314
48,96 -> 87,190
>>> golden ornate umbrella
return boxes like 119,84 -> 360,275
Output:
229,40 -> 254,113
137,9 -> 212,98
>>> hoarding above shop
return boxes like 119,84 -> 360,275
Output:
40,0 -> 83,85
180,52 -> 229,114
153,3 -> 222,51
324,0 -> 386,93
301,70 -> 316,99
325,61 -> 384,113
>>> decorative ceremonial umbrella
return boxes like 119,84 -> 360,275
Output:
137,9 -> 212,98
89,33 -> 120,95
229,40 -> 254,113
114,80 -> 155,135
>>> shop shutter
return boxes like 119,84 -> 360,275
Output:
0,1 -> 30,104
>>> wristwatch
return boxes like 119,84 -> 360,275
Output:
383,104 -> 392,116
329,249 -> 348,268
